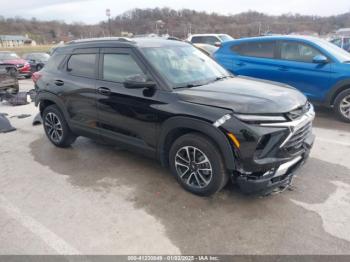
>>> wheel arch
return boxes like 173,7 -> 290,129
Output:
158,116 -> 236,170
36,92 -> 70,121
326,79 -> 350,106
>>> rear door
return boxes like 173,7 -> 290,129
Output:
58,49 -> 99,136
275,40 -> 332,101
230,40 -> 285,83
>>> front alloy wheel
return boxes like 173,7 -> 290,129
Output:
175,146 -> 213,188
169,133 -> 229,196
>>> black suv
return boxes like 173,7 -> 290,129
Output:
34,38 -> 315,196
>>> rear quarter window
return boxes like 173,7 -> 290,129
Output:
43,54 -> 65,72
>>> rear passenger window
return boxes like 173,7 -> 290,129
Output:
103,53 -> 144,83
232,41 -> 275,58
280,41 -> 322,63
202,36 -> 219,45
67,54 -> 96,78
191,37 -> 203,44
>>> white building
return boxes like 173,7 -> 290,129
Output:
0,35 -> 31,48
336,28 -> 350,36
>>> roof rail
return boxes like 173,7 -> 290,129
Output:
66,37 -> 135,45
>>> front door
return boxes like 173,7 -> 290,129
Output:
96,48 -> 160,154
275,40 -> 332,101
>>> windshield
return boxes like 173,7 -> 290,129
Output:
317,38 -> 350,62
0,52 -> 19,60
219,34 -> 233,42
141,45 -> 230,88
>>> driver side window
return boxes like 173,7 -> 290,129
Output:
103,53 -> 144,83
280,41 -> 322,63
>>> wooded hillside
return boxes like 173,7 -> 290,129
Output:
1,8 -> 350,44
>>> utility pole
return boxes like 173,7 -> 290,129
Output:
106,8 -> 111,37
155,20 -> 164,36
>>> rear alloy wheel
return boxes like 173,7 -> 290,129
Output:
334,89 -> 350,123
45,112 -> 64,144
169,133 -> 229,196
42,105 -> 77,147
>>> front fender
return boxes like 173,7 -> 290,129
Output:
158,116 -> 235,170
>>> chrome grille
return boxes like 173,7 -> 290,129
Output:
287,102 -> 311,120
284,122 -> 312,153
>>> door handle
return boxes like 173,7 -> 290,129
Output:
236,62 -> 246,66
97,87 -> 111,95
54,80 -> 64,86
278,66 -> 289,72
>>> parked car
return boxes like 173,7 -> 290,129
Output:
215,35 -> 350,122
34,37 -> 314,196
193,43 -> 219,57
330,37 -> 350,52
0,63 -> 19,94
23,52 -> 50,72
0,51 -> 31,78
187,34 -> 233,47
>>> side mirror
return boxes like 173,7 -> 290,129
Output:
313,55 -> 328,64
29,59 -> 36,64
124,75 -> 156,89
214,41 -> 221,47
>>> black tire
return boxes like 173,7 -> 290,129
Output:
334,89 -> 350,123
36,64 -> 43,71
169,133 -> 229,196
42,104 -> 77,147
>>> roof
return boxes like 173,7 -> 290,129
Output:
226,35 -> 324,44
0,35 -> 29,41
189,34 -> 227,37
59,37 -> 189,52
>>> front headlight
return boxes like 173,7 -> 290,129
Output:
234,114 -> 287,123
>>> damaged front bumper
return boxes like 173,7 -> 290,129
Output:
236,133 -> 315,195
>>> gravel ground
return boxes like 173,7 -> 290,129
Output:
0,79 -> 349,255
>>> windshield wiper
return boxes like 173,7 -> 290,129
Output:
173,83 -> 203,89
207,75 -> 232,84
216,75 -> 232,80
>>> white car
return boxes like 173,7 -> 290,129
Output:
187,34 -> 233,46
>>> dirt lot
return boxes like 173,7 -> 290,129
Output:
0,79 -> 350,255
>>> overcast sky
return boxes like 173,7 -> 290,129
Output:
1,0 -> 350,24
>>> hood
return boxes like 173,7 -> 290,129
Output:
175,76 -> 307,114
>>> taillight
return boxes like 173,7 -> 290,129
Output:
32,72 -> 42,83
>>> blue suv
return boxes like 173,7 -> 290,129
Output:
214,36 -> 350,122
